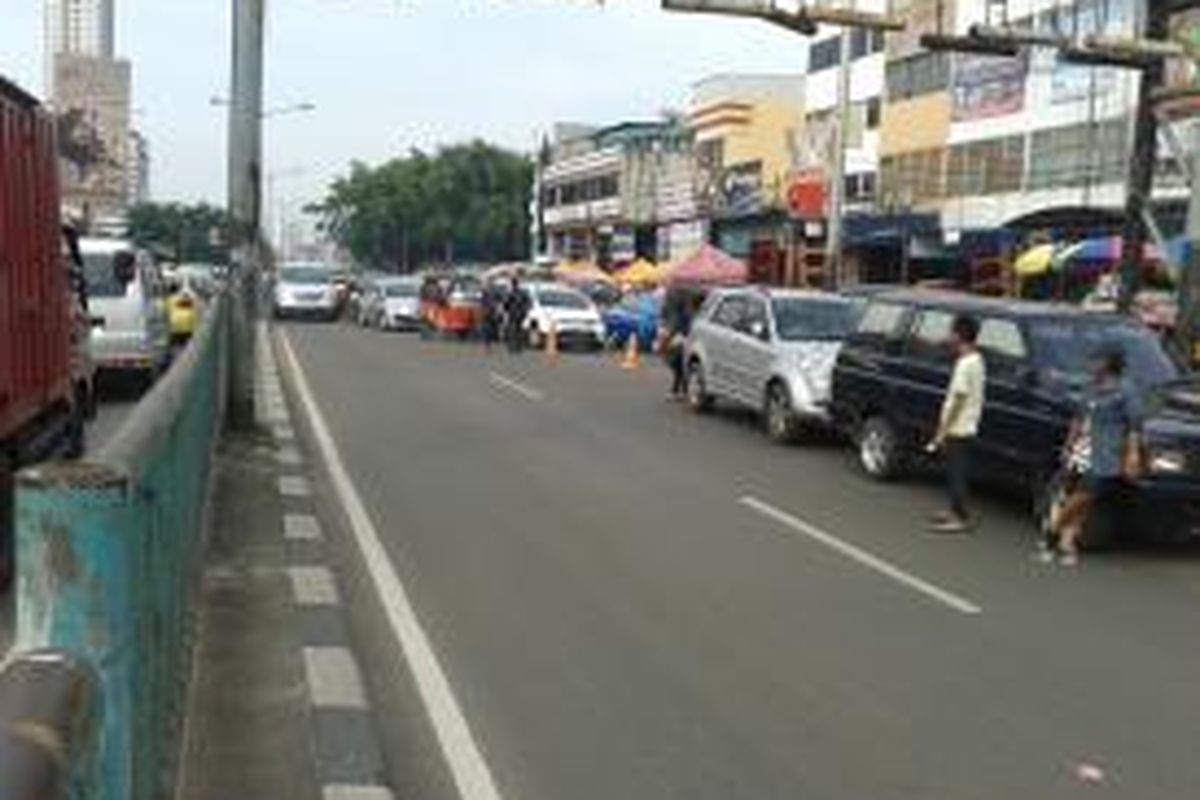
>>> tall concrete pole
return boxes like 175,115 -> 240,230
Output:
1117,1 -> 1168,313
826,25 -> 852,288
226,0 -> 265,429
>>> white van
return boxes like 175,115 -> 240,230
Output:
80,238 -> 171,382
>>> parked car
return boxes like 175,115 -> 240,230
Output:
523,283 -> 606,350
273,262 -> 339,321
685,288 -> 860,442
830,289 -> 1198,546
603,292 -> 661,349
363,277 -> 422,331
420,273 -> 483,339
81,237 -> 172,383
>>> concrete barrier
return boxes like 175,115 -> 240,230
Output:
12,295 -> 228,800
0,650 -> 100,799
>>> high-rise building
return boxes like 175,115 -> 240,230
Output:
126,129 -> 150,206
45,0 -> 115,96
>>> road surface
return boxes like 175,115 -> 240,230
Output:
281,322 -> 1200,800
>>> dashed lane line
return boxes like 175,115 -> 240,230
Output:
739,495 -> 983,616
488,371 -> 544,402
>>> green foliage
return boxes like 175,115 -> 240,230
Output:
127,202 -> 230,264
308,141 -> 532,270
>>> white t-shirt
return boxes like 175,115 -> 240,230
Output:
941,350 -> 986,438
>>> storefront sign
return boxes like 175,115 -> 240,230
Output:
951,52 -> 1028,122
718,161 -> 764,218
786,170 -> 827,220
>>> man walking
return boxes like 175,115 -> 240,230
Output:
928,314 -> 985,533
504,277 -> 530,353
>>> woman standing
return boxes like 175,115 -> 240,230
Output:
1044,346 -> 1142,566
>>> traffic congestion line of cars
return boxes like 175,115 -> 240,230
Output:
683,285 -> 1200,549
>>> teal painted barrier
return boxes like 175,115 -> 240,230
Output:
14,295 -> 228,800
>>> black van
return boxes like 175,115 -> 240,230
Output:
830,290 -> 1200,545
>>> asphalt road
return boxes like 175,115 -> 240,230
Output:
283,322 -> 1200,800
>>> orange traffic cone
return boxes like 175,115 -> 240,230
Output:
545,320 -> 559,361
621,333 -> 641,369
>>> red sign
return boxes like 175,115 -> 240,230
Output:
787,171 -> 827,220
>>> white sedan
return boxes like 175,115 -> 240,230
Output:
523,283 -> 606,350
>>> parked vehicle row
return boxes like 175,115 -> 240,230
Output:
682,285 -> 1200,549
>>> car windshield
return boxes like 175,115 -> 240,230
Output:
538,289 -> 590,309
82,252 -> 130,298
771,298 -> 857,341
1028,318 -> 1180,388
385,283 -> 419,298
279,266 -> 331,285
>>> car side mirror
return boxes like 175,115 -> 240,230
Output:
748,320 -> 769,341
112,252 -> 136,285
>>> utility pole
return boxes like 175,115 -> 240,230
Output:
226,0 -> 265,430
827,24 -> 852,288
1117,2 -> 1170,313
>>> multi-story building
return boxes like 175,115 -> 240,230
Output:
126,128 -> 150,206
688,74 -> 809,283
54,53 -> 130,223
536,120 -> 697,266
45,0 -> 115,97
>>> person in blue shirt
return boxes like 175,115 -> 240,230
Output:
1046,345 -> 1143,566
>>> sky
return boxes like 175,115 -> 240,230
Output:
1,1 -> 811,219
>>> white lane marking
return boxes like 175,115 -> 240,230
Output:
284,513 -> 323,541
739,495 -> 983,616
278,475 -> 312,497
279,331 -> 505,800
323,785 -> 395,800
276,446 -> 304,466
488,371 -> 544,402
288,566 -> 340,606
303,646 -> 368,709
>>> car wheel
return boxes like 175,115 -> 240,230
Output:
857,415 -> 905,480
687,360 -> 714,413
764,382 -> 799,444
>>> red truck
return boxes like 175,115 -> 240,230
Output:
0,76 -> 91,587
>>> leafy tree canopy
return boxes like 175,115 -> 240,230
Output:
127,202 -> 230,264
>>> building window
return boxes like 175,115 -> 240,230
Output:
945,135 -> 1025,196
886,51 -> 950,102
1028,119 -> 1127,190
809,37 -> 840,73
844,172 -> 877,203
865,96 -> 882,129
880,148 -> 946,204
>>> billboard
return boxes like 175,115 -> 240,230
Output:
951,52 -> 1028,122
1046,0 -> 1128,105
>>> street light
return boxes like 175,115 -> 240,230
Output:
210,96 -> 316,119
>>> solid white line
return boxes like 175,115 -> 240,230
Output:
303,646 -> 368,709
323,785 -> 395,800
279,330 -> 505,800
284,513 -> 323,541
739,495 -> 983,616
488,372 -> 544,402
287,566 -> 340,606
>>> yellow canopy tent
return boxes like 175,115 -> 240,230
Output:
618,258 -> 664,286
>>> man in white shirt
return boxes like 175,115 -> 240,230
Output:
929,314 -> 986,532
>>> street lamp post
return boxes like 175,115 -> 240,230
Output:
226,0 -> 266,431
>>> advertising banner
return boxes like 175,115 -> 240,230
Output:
952,52 -> 1028,121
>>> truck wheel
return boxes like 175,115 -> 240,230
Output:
857,415 -> 905,481
65,390 -> 87,460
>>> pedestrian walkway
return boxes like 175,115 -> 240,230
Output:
179,327 -> 392,800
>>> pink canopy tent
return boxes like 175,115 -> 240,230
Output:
666,244 -> 748,286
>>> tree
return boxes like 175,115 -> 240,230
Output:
309,141 -> 533,270
127,202 -> 231,264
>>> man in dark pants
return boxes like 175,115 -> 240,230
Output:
503,278 -> 530,353
928,314 -> 986,533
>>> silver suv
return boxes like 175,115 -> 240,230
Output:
685,288 -> 860,442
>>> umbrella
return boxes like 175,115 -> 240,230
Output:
616,258 -> 663,286
1053,236 -> 1161,270
553,261 -> 613,286
666,244 -> 748,286
1013,243 -> 1057,277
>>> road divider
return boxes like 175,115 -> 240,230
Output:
488,371 -> 544,402
739,495 -> 983,616
278,330 -> 505,800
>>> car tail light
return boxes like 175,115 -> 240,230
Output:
176,296 -> 195,309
